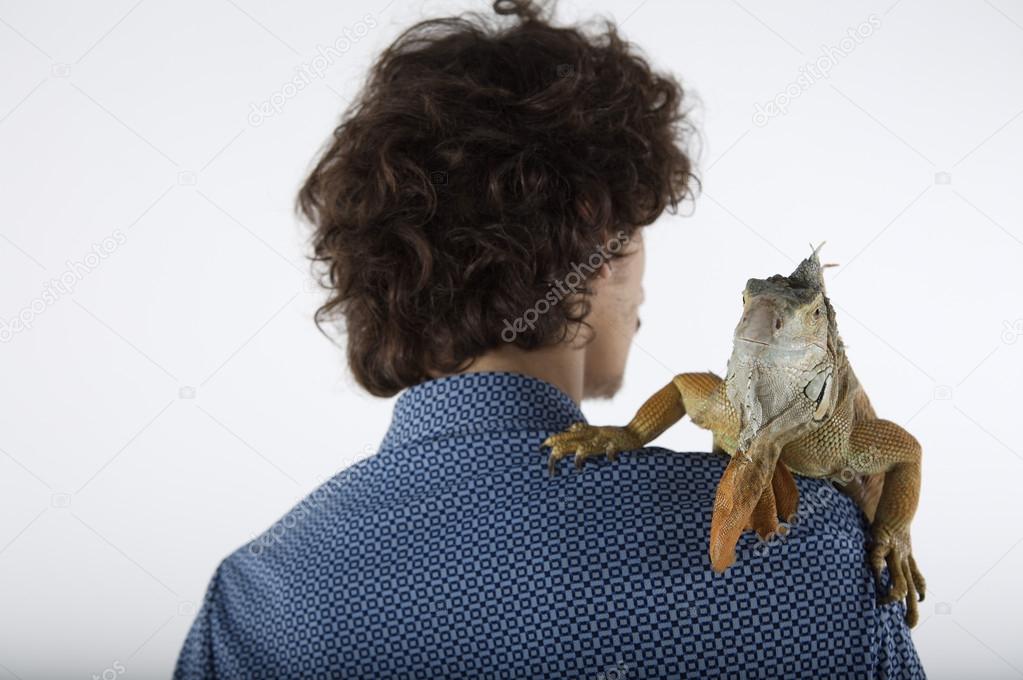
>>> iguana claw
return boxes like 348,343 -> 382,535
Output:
542,423 -> 640,475
870,526 -> 925,628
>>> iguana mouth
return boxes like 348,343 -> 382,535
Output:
737,335 -> 830,355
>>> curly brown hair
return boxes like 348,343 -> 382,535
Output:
298,0 -> 697,397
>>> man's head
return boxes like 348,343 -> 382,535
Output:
299,0 -> 695,397
581,230 -> 647,398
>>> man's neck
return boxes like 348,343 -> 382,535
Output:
456,344 -> 586,404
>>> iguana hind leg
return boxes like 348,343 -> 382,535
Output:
848,418 -> 925,627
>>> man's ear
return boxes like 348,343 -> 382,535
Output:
595,260 -> 614,281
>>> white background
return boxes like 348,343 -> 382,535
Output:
1,0 -> 1021,677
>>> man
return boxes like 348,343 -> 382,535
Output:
176,1 -> 924,677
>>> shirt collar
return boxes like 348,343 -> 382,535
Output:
379,371 -> 586,450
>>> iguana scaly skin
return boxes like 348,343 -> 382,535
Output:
543,245 -> 926,627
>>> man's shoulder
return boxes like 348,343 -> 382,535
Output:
226,456 -> 382,571
225,443 -> 869,577
557,446 -> 866,529
202,443 -> 898,678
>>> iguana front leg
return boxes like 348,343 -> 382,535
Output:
543,373 -> 738,472
848,418 -> 926,627
543,381 -> 683,474
542,373 -> 799,542
708,404 -> 808,572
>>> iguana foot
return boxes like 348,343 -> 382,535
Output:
542,423 -> 641,475
744,520 -> 789,542
744,466 -> 798,540
745,493 -> 781,541
870,525 -> 926,627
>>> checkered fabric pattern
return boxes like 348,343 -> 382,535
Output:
175,372 -> 924,679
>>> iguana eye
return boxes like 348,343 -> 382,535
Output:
814,307 -> 821,317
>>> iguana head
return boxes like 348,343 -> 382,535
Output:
725,244 -> 843,452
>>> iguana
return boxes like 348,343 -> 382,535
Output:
542,245 -> 925,626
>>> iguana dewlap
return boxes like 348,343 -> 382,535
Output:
543,245 -> 925,627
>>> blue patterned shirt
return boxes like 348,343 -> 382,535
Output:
175,372 -> 924,679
